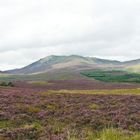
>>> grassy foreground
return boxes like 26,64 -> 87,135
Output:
1,88 -> 140,139
46,88 -> 140,95
0,127 -> 140,140
68,128 -> 140,140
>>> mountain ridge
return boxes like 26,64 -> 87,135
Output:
4,55 -> 140,74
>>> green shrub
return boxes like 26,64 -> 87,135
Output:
7,82 -> 14,87
0,81 -> 14,87
0,82 -> 7,86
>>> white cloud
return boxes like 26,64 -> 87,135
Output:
0,0 -> 140,70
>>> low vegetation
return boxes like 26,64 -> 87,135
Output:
0,75 -> 140,139
126,65 -> 140,72
47,88 -> 140,95
28,81 -> 53,86
0,81 -> 14,87
81,70 -> 140,83
68,128 -> 140,140
0,87 -> 140,139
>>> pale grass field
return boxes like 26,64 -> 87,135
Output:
45,88 -> 140,95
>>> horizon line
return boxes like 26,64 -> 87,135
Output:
1,54 -> 140,71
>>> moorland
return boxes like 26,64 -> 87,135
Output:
0,55 -> 140,140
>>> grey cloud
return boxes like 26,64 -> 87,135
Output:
0,0 -> 140,70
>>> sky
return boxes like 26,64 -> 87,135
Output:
0,0 -> 140,70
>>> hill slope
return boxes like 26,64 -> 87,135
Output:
5,55 -> 122,74
4,55 -> 140,74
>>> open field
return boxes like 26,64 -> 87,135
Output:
0,80 -> 140,140
15,79 -> 140,90
46,89 -> 140,95
0,69 -> 82,82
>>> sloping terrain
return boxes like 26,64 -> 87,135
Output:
124,59 -> 140,72
5,55 -> 123,74
1,55 -> 140,82
0,69 -> 82,81
81,70 -> 140,83
1,56 -> 140,140
126,65 -> 140,72
124,59 -> 140,65
5,55 -> 140,74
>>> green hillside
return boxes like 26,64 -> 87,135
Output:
81,70 -> 140,83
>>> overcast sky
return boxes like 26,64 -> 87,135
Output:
0,0 -> 140,70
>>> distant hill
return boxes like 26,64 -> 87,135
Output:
5,55 -> 122,74
124,59 -> 140,65
4,55 -> 140,74
126,65 -> 140,72
0,71 -> 6,74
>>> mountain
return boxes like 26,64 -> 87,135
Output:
5,55 -> 123,74
5,55 -> 140,74
0,71 -> 6,74
124,59 -> 140,65
122,59 -> 140,72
